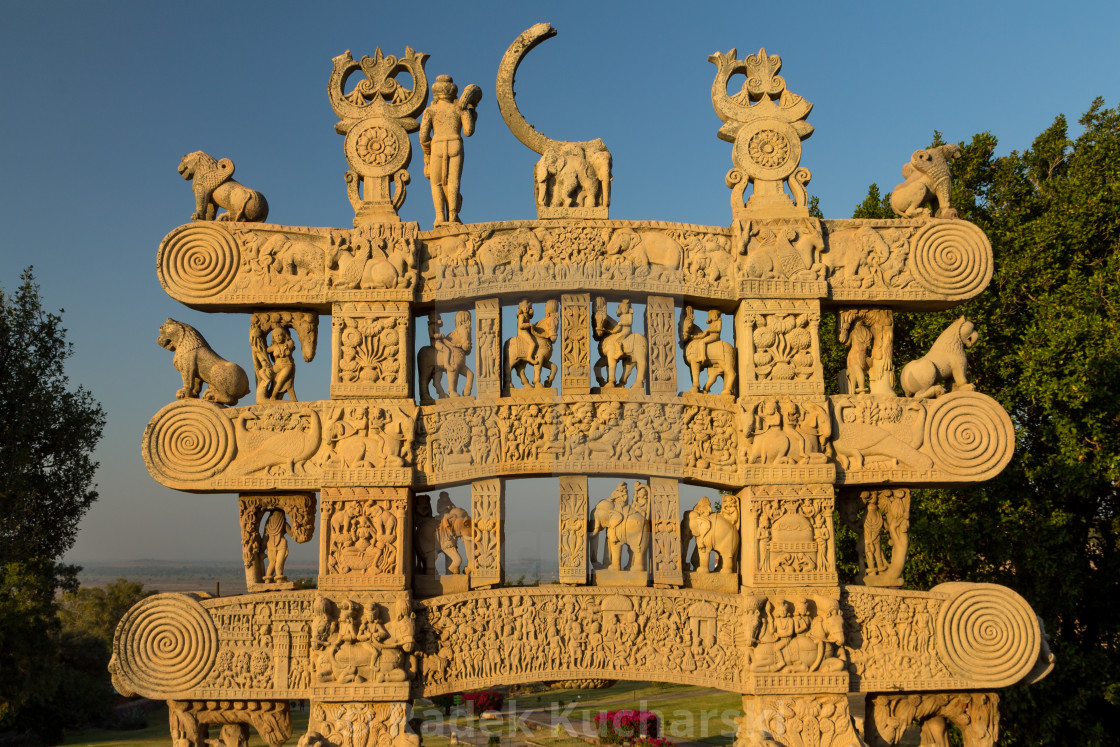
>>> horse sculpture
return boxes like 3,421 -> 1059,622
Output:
593,297 -> 648,390
588,482 -> 651,572
504,299 -> 559,389
679,306 -> 737,395
417,310 -> 474,404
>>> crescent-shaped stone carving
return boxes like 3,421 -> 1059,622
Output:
496,23 -> 606,156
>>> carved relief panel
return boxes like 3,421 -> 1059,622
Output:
470,478 -> 504,589
735,217 -> 827,299
742,484 -> 837,587
650,477 -> 683,587
739,395 -> 835,484
475,298 -> 501,399
331,302 -> 411,399
239,493 -> 316,593
561,293 -> 591,395
738,694 -> 862,747
558,475 -> 589,585
319,487 -> 410,591
646,296 -> 677,396
735,299 -> 824,395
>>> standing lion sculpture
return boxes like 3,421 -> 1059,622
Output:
900,316 -> 978,399
178,151 -> 269,222
158,318 -> 250,405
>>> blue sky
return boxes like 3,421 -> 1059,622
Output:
1,1 -> 1115,571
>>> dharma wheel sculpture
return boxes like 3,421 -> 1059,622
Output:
117,25 -> 1052,747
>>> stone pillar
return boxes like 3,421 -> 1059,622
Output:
561,292 -> 591,395
309,701 -> 417,747
646,295 -> 677,397
734,299 -> 823,396
475,297 -> 502,399
331,302 -> 412,399
650,477 -> 683,587
470,478 -> 504,589
319,487 -> 412,591
558,475 -> 588,585
741,484 -> 837,588
738,695 -> 862,746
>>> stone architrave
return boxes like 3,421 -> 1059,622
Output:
561,293 -> 591,395
319,487 -> 411,590
470,478 -> 504,589
332,302 -> 412,398
735,299 -> 824,395
238,493 -> 316,593
650,477 -> 683,587
646,296 -> 677,396
558,475 -> 588,585
475,298 -> 502,399
742,484 -> 837,587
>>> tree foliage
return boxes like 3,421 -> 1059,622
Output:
0,268 -> 105,736
845,101 -> 1120,744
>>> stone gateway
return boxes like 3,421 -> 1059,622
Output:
118,25 -> 1052,747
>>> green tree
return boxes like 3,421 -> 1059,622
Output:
847,101 -> 1120,744
0,268 -> 105,738
57,578 -> 154,649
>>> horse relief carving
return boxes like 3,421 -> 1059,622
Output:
680,306 -> 736,395
505,299 -> 559,390
593,297 -> 648,390
418,310 -> 474,403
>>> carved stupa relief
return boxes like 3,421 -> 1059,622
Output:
123,24 -> 1049,747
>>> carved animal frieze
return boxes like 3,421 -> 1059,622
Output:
830,391 -> 1013,484
109,582 -> 1050,702
168,700 -> 292,747
178,151 -> 269,223
866,691 -> 998,747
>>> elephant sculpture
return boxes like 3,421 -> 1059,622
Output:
588,482 -> 651,572
890,144 -> 962,219
605,228 -> 682,273
414,492 -> 472,576
681,496 -> 740,574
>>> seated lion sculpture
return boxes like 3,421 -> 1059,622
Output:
900,316 -> 979,399
178,151 -> 269,222
158,318 -> 250,405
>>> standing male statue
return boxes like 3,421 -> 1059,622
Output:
419,74 -> 482,225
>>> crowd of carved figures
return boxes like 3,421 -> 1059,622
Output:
123,27 -> 1044,747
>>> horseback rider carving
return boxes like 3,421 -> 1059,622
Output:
505,299 -> 559,389
593,297 -> 648,389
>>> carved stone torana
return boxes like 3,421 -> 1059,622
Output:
680,305 -> 737,396
891,144 -> 963,220
901,316 -> 978,399
332,303 -> 410,399
561,293 -> 591,395
743,484 -> 837,587
419,74 -> 481,226
329,47 -> 429,225
159,318 -> 250,406
735,300 -> 823,395
649,477 -> 683,587
464,299 -> 496,400
497,24 -> 612,219
709,49 -> 814,218
252,311 -> 318,403
505,299 -> 559,392
127,29 -> 1049,745
839,488 -> 910,588
558,475 -> 589,585
837,308 -> 894,396
320,488 -> 410,591
866,691 -> 998,747
417,309 -> 474,403
239,493 -> 316,592
178,151 -> 269,223
470,479 -> 504,589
